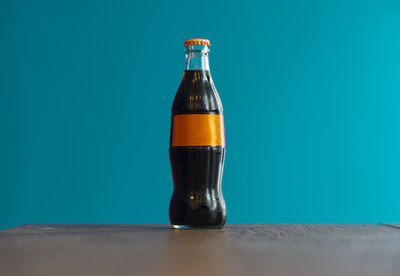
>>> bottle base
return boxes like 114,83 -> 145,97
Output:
172,224 -> 224,230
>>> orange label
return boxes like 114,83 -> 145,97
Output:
171,114 -> 225,147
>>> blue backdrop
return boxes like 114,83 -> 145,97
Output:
1,0 -> 400,230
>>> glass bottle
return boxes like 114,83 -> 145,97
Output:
169,39 -> 226,229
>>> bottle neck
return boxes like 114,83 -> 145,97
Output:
185,45 -> 210,71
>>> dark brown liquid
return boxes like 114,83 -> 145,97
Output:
169,70 -> 226,228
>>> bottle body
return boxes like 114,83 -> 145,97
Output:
169,67 -> 226,229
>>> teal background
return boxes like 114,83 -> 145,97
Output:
1,0 -> 400,230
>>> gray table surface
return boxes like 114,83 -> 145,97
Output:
1,224 -> 400,276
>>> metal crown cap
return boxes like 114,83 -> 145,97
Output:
184,38 -> 211,47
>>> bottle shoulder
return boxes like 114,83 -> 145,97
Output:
172,70 -> 223,115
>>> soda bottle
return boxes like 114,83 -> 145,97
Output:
169,38 -> 226,229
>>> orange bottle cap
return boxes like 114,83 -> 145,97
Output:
184,38 -> 211,47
